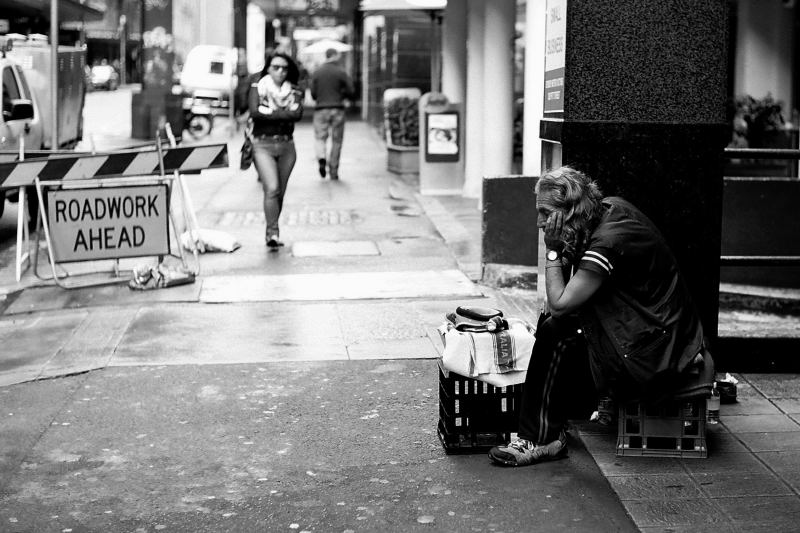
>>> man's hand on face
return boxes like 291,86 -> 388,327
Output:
544,211 -> 565,253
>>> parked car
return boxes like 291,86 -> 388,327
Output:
88,64 -> 118,91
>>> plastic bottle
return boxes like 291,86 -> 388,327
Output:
707,382 -> 720,424
683,401 -> 695,427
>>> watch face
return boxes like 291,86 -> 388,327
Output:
547,250 -> 558,261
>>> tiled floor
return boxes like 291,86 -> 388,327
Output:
573,374 -> 800,532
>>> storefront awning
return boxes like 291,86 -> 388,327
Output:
0,0 -> 105,23
360,0 -> 446,11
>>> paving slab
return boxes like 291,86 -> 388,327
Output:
621,498 -> 729,529
291,240 -> 380,257
714,495 -> 800,528
606,472 -> 705,500
721,413 -> 800,433
694,470 -> 794,497
679,450 -> 767,473
4,280 -> 200,315
0,311 -> 89,386
745,373 -> 800,397
755,450 -> 800,491
736,431 -> 800,452
199,270 -> 483,303
346,338 -> 437,360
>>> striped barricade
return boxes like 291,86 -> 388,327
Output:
6,143 -> 228,289
0,143 -> 228,189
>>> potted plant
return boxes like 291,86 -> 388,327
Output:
384,96 -> 420,174
727,94 -> 797,176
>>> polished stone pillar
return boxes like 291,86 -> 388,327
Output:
442,0 -> 467,106
463,0 -> 485,198
480,0 -> 516,184
522,0 -> 546,176
540,0 -> 728,345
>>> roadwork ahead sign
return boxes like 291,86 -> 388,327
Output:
46,184 -> 170,262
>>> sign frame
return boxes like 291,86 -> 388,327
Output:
425,111 -> 460,163
44,183 -> 171,263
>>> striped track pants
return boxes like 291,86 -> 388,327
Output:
517,313 -> 594,444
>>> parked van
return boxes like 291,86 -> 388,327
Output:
179,45 -> 236,137
0,34 -> 86,218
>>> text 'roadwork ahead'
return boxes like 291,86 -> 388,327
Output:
46,185 -> 170,262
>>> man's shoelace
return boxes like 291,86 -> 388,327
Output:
507,439 -> 533,453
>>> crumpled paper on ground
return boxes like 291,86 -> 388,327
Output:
180,229 -> 241,253
129,263 -> 196,291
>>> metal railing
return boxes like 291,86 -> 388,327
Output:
722,147 -> 800,267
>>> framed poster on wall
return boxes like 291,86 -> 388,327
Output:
425,111 -> 459,162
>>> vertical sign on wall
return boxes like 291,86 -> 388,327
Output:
543,0 -> 566,113
425,111 -> 459,162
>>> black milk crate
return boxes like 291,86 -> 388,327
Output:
437,361 -> 523,454
616,398 -> 707,458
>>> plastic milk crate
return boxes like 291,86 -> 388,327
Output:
437,361 -> 523,454
616,398 -> 708,458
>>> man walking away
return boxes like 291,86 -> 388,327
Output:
310,48 -> 355,180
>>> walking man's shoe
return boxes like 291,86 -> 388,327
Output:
318,158 -> 327,178
266,235 -> 285,250
488,432 -> 567,467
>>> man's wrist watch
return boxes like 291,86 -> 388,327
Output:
546,249 -> 560,261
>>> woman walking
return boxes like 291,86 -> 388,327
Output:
249,52 -> 304,249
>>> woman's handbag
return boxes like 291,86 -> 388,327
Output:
240,124 -> 254,170
240,134 -> 254,170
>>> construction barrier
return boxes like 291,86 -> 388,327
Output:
0,143 -> 228,188
0,140 -> 228,289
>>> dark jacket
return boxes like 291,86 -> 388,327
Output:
310,61 -> 355,109
575,197 -> 713,403
248,78 -> 304,138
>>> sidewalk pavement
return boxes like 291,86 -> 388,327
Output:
1,115 -> 799,531
413,173 -> 800,532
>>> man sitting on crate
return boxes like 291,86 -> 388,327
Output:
489,166 -> 715,467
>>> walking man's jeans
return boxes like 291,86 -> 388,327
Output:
252,137 -> 296,239
313,108 -> 346,178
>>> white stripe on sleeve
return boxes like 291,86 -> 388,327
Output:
582,254 -> 612,274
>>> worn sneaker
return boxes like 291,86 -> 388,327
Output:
488,433 -> 567,467
318,158 -> 327,178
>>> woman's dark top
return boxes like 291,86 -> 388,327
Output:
248,77 -> 304,138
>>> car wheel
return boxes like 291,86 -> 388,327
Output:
187,115 -> 212,138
